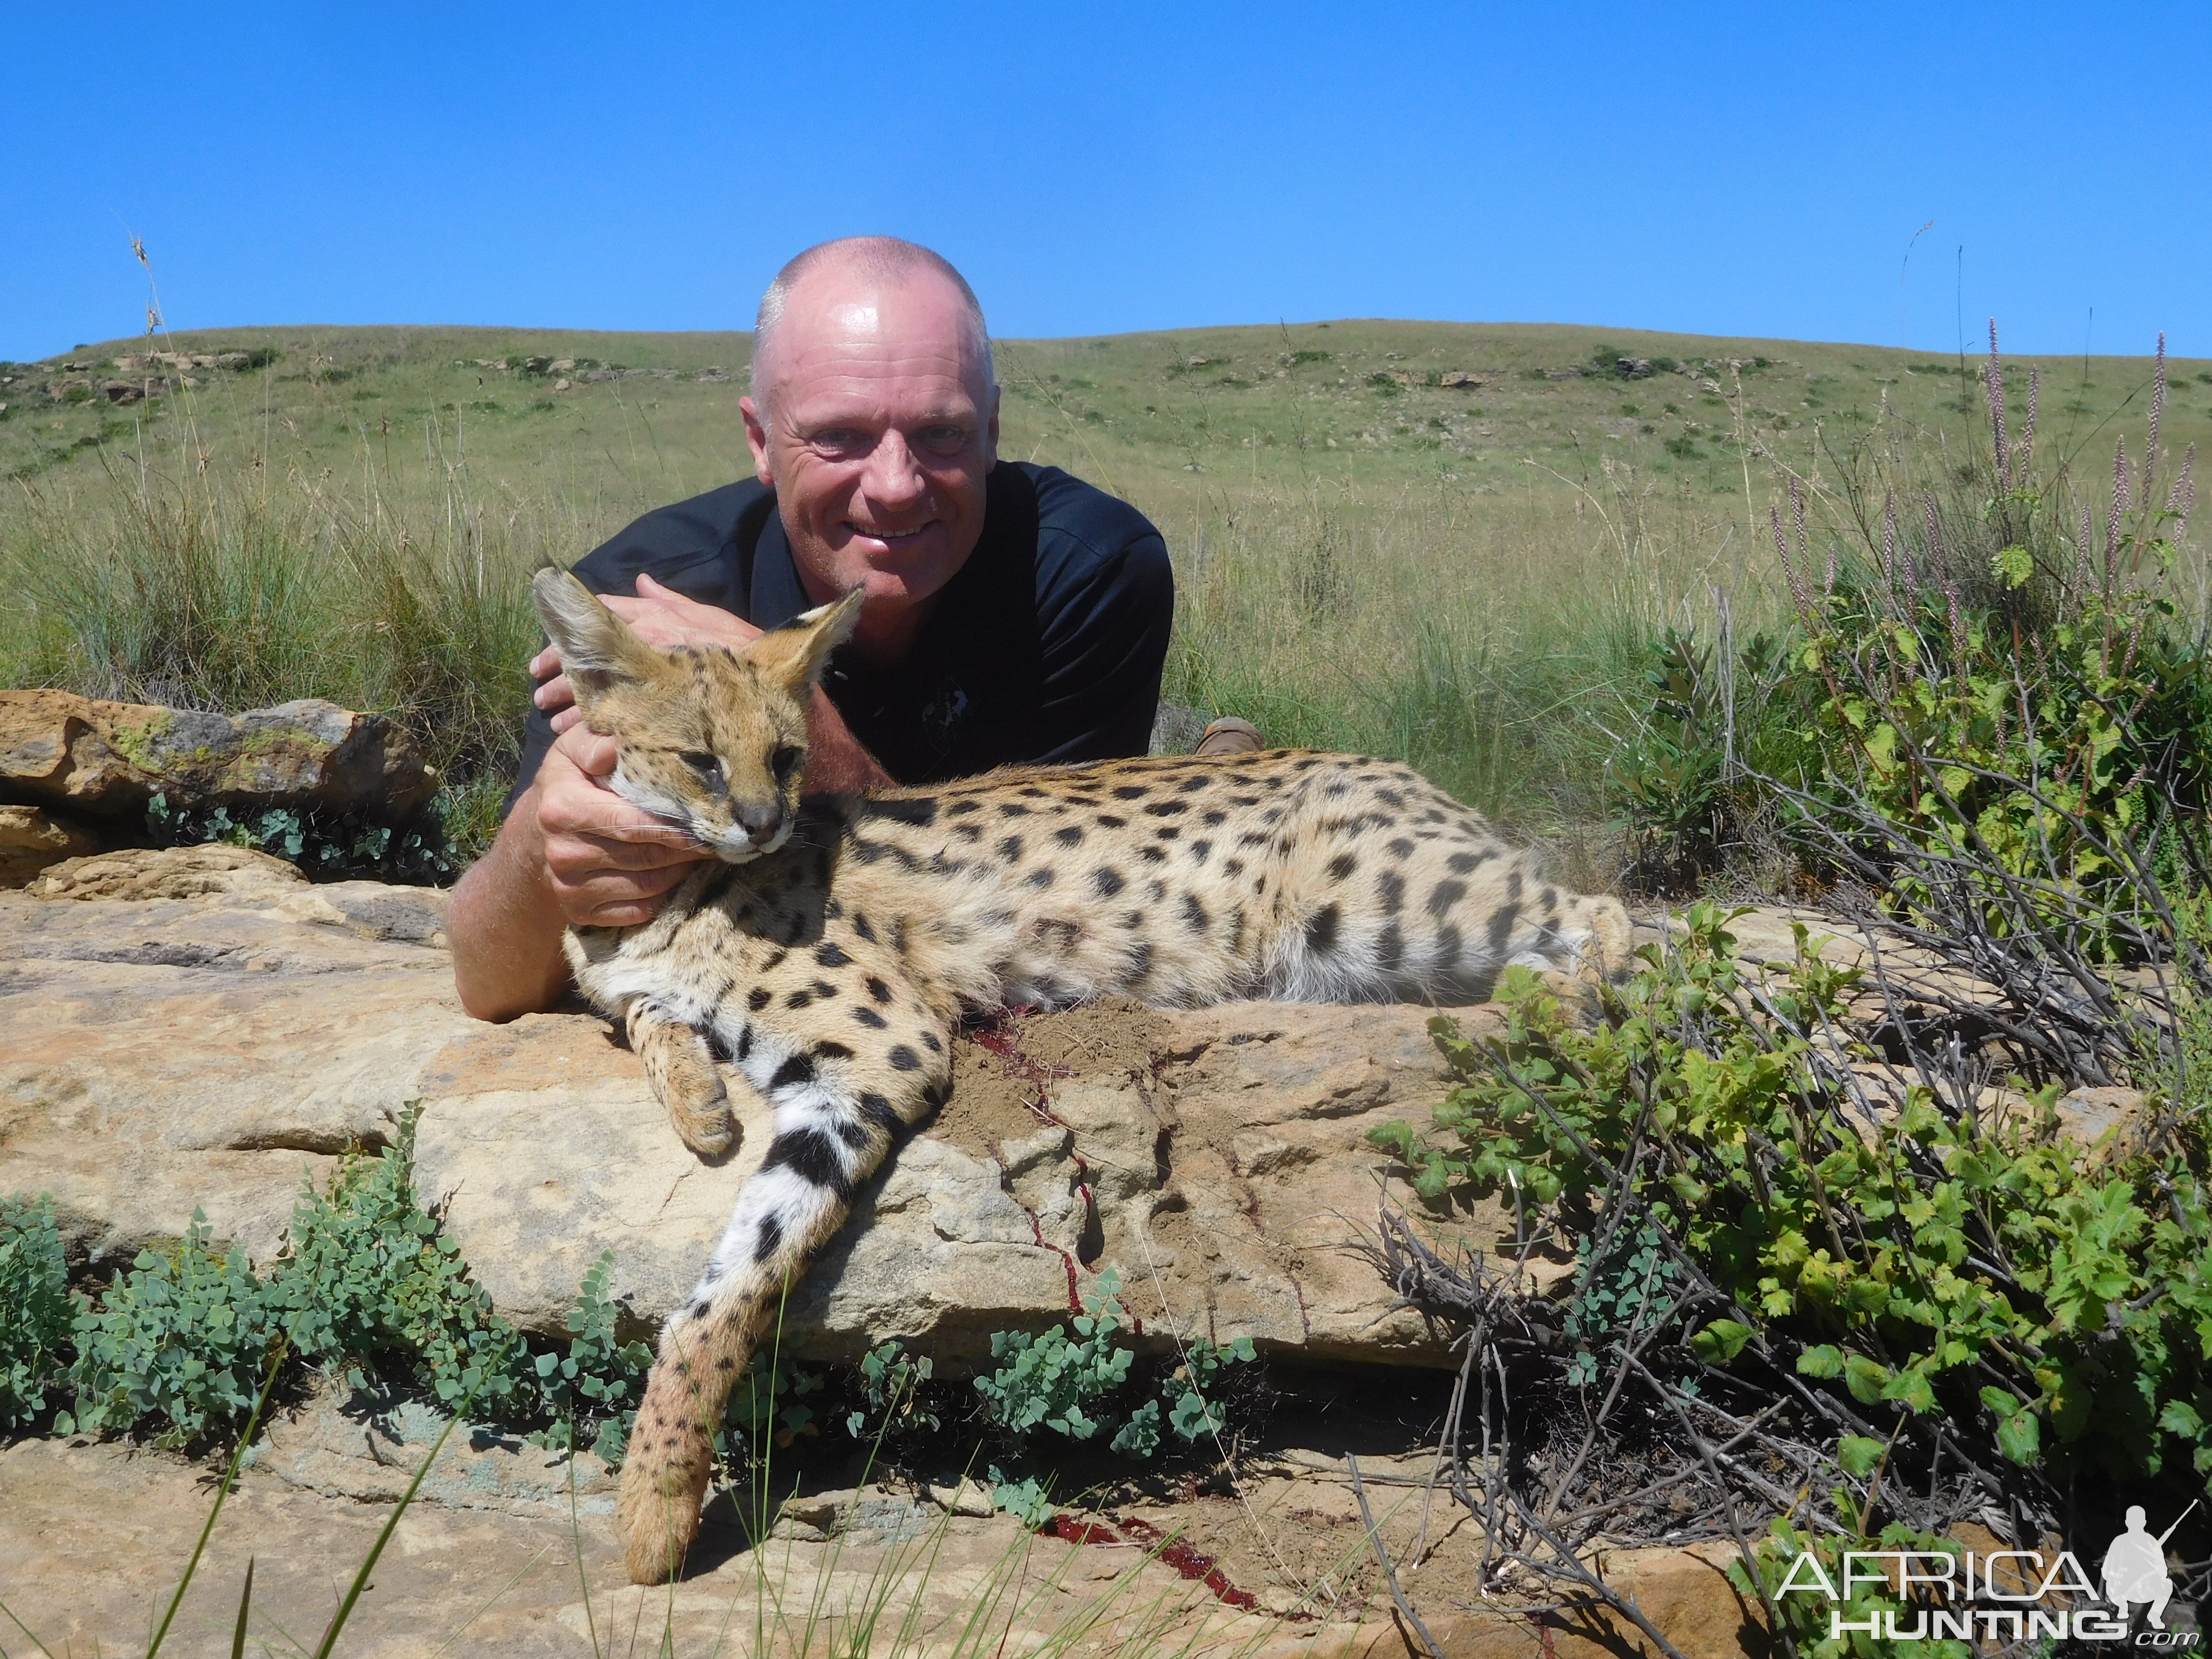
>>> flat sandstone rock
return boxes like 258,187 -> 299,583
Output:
0,688 -> 436,820
0,876 -> 1534,1369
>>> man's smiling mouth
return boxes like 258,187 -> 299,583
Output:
848,523 -> 933,544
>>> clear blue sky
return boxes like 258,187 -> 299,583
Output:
6,1 -> 2207,364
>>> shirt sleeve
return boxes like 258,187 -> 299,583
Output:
1030,527 -> 1176,763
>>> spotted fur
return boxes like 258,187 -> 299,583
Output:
529,568 -> 1633,1583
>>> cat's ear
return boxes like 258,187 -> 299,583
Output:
745,586 -> 865,692
531,568 -> 661,697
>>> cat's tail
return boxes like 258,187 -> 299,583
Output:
615,1041 -> 947,1584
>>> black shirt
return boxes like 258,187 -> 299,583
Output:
506,462 -> 1174,803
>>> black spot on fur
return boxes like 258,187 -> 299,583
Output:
1181,893 -> 1209,932
1093,867 -> 1126,898
1387,838 -> 1415,859
1111,784 -> 1149,799
1138,846 -> 1166,865
1142,800 -> 1187,817
946,799 -> 980,817
1428,879 -> 1467,917
1191,839 -> 1212,860
866,976 -> 894,1004
1202,809 -> 1226,826
1326,853 -> 1356,881
1487,902 -> 1521,957
1306,902 -> 1341,956
1154,826 -> 1179,841
1447,850 -> 1493,876
762,949 -> 788,972
1055,825 -> 1084,846
1179,774 -> 1210,793
921,1030 -> 943,1053
1378,922 -> 1404,971
815,1040 -> 854,1060
785,989 -> 814,1010
889,1044 -> 921,1072
999,803 -> 1031,817
999,835 -> 1023,860
853,913 -> 877,943
1223,857 -> 1244,877
762,1128 -> 854,1199
1436,923 -> 1463,962
1126,940 -> 1153,981
736,1025 -> 753,1060
815,941 -> 852,968
1025,868 -> 1053,888
812,978 -> 837,998
854,1006 -> 888,1029
868,795 -> 939,826
769,1053 -> 817,1090
1378,871 -> 1405,913
748,987 -> 772,1011
1097,814 -> 1127,829
753,1213 -> 784,1263
857,1091 -> 901,1132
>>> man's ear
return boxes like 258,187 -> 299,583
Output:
531,568 -> 660,697
745,587 -> 865,692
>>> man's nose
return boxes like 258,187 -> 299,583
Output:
859,429 -> 926,507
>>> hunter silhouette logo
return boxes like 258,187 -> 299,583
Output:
1774,1504 -> 2201,1645
2102,1503 -> 2196,1631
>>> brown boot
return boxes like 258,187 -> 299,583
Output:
1194,716 -> 1264,757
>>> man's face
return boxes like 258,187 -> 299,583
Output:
741,271 -> 998,651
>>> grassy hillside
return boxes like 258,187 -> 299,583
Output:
1,318 -> 2202,869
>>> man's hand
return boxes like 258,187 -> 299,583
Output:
534,574 -> 762,733
536,723 -> 714,927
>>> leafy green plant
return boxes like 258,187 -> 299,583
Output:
974,1269 -> 1258,1465
1370,903 -> 2212,1503
145,792 -> 454,884
975,1269 -> 1136,1443
529,1250 -> 651,1463
63,1211 -> 274,1443
844,1338 -> 936,1445
0,1195 -> 73,1428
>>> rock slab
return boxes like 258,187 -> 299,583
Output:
0,688 -> 437,821
0,869 -> 1527,1370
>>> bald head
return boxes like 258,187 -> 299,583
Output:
749,237 -> 994,423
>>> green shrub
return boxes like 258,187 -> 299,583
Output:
268,1106 -> 523,1414
844,1339 -> 936,1445
0,1196 -> 73,1429
1370,905 -> 2212,1499
974,1268 -> 1257,1463
146,792 -> 455,884
63,1211 -> 274,1444
975,1270 -> 1136,1443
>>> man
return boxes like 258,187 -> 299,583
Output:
449,237 -> 1189,1021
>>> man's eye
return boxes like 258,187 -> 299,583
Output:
681,751 -> 723,786
813,429 -> 871,454
770,745 -> 803,785
920,425 -> 966,449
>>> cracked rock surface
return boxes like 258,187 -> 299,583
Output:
0,865 -> 1539,1367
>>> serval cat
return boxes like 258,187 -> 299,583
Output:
529,567 -> 1632,1582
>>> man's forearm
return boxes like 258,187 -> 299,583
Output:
448,793 -> 574,1021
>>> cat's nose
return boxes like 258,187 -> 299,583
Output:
736,803 -> 784,845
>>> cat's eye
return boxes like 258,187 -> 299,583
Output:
770,745 -> 803,785
681,751 -> 724,788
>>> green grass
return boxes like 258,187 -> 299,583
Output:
3,318 -> 2202,869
